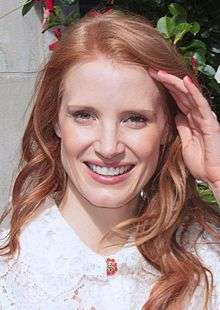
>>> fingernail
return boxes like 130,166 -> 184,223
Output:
186,75 -> 192,83
159,70 -> 167,75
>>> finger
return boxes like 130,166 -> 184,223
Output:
168,86 -> 196,113
158,71 -> 199,111
182,77 -> 220,133
149,68 -> 187,93
159,80 -> 196,115
186,112 -> 205,136
149,69 -> 219,130
148,68 -> 160,80
148,69 -> 196,111
148,69 -> 190,112
157,70 -> 189,94
183,76 -> 215,120
175,114 -> 193,146
168,89 -> 189,115
212,111 -> 219,121
175,114 -> 205,151
188,109 -> 220,134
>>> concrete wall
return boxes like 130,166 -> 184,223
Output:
0,1 -> 54,210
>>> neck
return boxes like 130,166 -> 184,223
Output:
58,180 -> 139,254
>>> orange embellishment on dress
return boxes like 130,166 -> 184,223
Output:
106,258 -> 118,276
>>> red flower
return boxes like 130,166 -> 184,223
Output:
49,28 -> 62,50
106,258 -> 118,276
191,56 -> 197,67
44,0 -> 54,11
52,27 -> 62,40
49,40 -> 58,50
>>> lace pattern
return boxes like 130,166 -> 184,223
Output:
0,204 -> 219,309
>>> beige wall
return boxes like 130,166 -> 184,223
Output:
0,1 -> 53,210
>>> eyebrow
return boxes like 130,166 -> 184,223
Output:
66,105 -> 156,118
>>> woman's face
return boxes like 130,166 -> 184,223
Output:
56,57 -> 167,208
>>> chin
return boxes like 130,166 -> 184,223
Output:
84,192 -> 131,208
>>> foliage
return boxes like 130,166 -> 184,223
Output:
196,181 -> 220,212
112,0 -> 220,117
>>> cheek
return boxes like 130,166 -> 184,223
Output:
129,127 -> 162,160
59,121 -> 93,157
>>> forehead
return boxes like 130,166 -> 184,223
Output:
61,58 -> 165,111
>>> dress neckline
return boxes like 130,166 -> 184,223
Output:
51,203 -> 135,260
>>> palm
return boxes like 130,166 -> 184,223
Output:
148,69 -> 220,185
181,119 -> 220,183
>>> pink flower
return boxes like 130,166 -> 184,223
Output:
106,258 -> 118,276
191,56 -> 197,67
48,28 -> 62,50
49,41 -> 58,50
42,7 -> 50,27
44,0 -> 54,11
52,27 -> 62,40
43,7 -> 50,18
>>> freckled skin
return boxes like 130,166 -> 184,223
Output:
56,57 -> 167,209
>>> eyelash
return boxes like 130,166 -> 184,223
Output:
71,111 -> 148,125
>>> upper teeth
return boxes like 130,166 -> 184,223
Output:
88,164 -> 132,176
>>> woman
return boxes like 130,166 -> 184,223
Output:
0,9 -> 220,310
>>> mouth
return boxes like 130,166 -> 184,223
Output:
84,162 -> 135,177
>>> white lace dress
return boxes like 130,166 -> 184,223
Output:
0,203 -> 219,310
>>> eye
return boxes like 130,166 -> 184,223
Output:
123,114 -> 148,127
70,110 -> 96,123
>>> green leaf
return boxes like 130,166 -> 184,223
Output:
42,7 -> 63,33
64,10 -> 80,26
53,5 -> 63,17
174,23 -> 192,44
198,65 -> 216,77
157,16 -> 175,39
197,183 -> 218,205
183,51 -> 194,65
168,3 -> 187,18
190,22 -> 200,35
42,21 -> 62,33
180,39 -> 207,52
210,46 -> 220,54
61,0 -> 77,4
193,50 -> 206,65
196,184 -> 220,211
172,15 -> 187,25
22,0 -> 35,16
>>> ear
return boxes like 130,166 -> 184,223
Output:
54,123 -> 61,138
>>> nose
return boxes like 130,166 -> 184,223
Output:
94,124 -> 125,159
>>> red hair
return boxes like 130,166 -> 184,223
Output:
1,10 -> 220,309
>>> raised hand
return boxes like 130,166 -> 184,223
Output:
148,68 -> 220,193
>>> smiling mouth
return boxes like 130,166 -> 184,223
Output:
84,162 -> 135,177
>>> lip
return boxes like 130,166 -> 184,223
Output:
84,161 -> 135,169
84,162 -> 135,185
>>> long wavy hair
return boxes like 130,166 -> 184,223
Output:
1,9 -> 220,310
